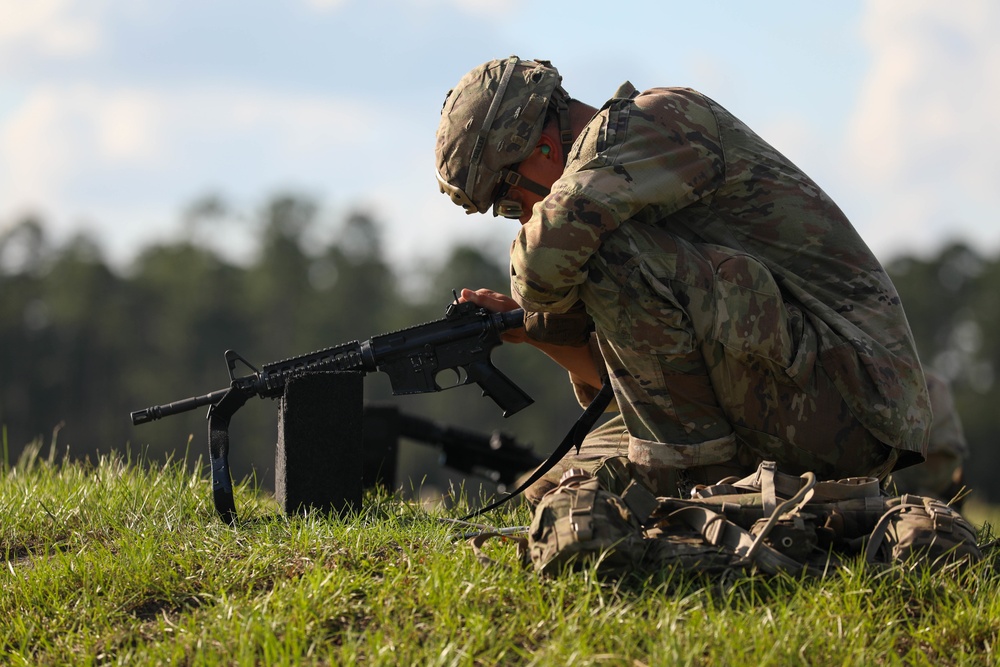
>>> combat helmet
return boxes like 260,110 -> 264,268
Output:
435,55 -> 572,217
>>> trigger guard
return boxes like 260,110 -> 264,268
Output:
435,366 -> 468,389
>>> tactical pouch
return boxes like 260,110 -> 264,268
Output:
527,469 -> 648,575
864,494 -> 982,568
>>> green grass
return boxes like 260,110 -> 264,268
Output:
2,442 -> 998,666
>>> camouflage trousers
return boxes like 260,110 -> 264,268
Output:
525,224 -> 896,504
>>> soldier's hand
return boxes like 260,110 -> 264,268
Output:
459,288 -> 529,344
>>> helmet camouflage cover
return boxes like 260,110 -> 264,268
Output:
436,55 -> 564,215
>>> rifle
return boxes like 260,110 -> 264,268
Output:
362,404 -> 542,492
129,299 -> 532,522
131,300 -> 531,425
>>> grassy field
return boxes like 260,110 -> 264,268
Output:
2,442 -> 998,666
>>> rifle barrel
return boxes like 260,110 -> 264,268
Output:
130,387 -> 230,425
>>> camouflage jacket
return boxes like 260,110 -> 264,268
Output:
510,83 -> 930,458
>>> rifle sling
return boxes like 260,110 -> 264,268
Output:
461,379 -> 614,521
207,385 -> 250,525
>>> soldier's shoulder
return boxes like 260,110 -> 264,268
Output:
634,86 -> 710,103
625,87 -> 719,135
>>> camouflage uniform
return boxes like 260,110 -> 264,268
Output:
889,370 -> 968,502
511,84 -> 931,498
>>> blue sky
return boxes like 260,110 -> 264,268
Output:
1,0 -> 998,277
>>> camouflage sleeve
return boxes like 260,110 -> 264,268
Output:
510,88 -> 724,313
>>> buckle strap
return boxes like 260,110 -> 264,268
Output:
466,56 -> 520,198
759,461 -> 778,515
499,167 -> 552,198
620,480 -> 660,524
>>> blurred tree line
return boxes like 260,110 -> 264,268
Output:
0,194 -> 583,500
1,195 -> 998,501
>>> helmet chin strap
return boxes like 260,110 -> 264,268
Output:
492,167 -> 552,219
550,85 -> 574,163
493,198 -> 530,220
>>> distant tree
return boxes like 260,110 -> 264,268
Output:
124,240 -> 251,466
243,195 -> 318,353
0,216 -> 49,276
308,211 -> 402,340
0,231 -> 132,460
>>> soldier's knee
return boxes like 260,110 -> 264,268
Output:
522,478 -> 557,508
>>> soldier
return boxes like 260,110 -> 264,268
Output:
889,370 -> 969,506
434,56 -> 931,501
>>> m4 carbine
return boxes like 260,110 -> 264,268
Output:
129,299 -> 532,522
131,299 -> 531,425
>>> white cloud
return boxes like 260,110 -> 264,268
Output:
96,93 -> 161,161
0,85 -> 172,208
0,0 -> 104,61
1,86 -> 76,203
847,0 -> 1000,256
0,83 -> 378,184
0,82 -> 389,264
301,0 -> 349,11
853,0 -> 999,182
300,0 -> 509,14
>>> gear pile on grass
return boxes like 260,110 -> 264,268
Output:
470,459 -> 984,577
